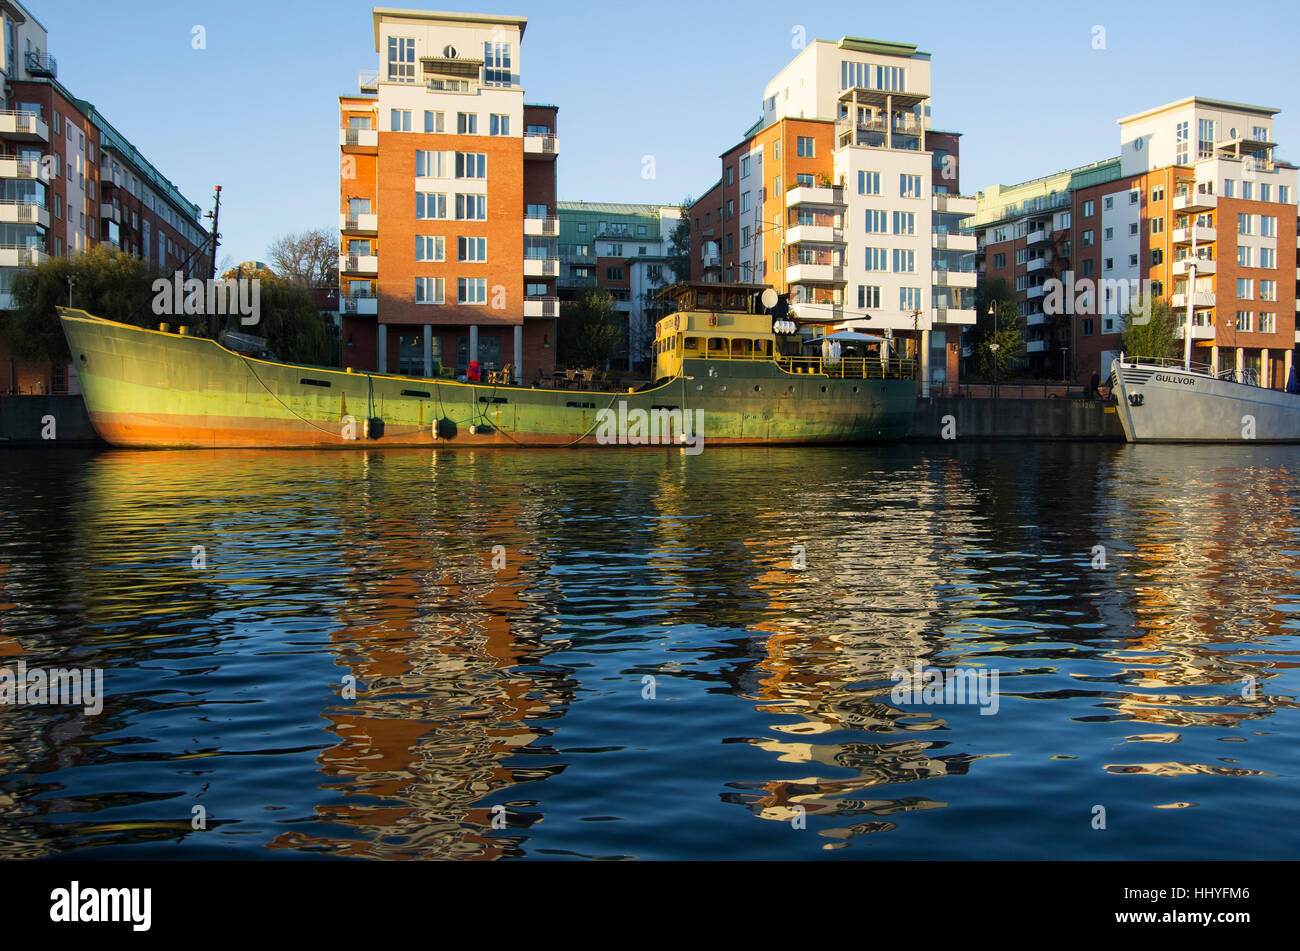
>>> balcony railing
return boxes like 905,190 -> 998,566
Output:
24,51 -> 56,77
524,297 -> 559,318
524,216 -> 559,236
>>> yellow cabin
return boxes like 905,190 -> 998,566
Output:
652,282 -> 777,381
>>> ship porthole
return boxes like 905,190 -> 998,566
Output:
753,385 -> 761,392
787,385 -> 795,394
852,386 -> 860,393
820,386 -> 827,393
719,385 -> 727,392
79,354 -> 86,362
696,384 -> 703,391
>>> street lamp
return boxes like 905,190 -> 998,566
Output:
987,303 -> 999,399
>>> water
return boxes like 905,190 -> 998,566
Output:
0,443 -> 1297,860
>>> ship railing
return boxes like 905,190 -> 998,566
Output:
1119,355 -> 1214,377
1218,367 -> 1259,386
776,355 -> 917,380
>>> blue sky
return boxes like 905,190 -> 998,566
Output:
39,0 -> 1300,264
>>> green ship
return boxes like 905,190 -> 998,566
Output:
58,283 -> 917,449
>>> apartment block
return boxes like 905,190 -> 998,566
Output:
689,38 -> 977,394
338,8 -> 558,383
970,97 -> 1299,388
557,201 -> 683,373
0,0 -> 208,395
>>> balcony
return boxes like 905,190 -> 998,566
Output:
933,307 -> 977,325
1173,193 -> 1216,214
100,203 -> 121,223
933,194 -> 977,216
339,128 -> 378,152
1026,340 -> 1047,353
1027,311 -> 1048,326
1026,257 -> 1048,273
24,51 -> 57,78
1027,284 -> 1046,300
340,212 -> 378,235
701,251 -> 720,268
339,295 -> 378,316
787,263 -> 844,284
0,110 -> 48,142
562,248 -> 595,265
792,301 -> 843,322
358,70 -> 379,93
0,245 -> 46,267
933,232 -> 976,251
1172,225 -> 1215,245
1027,228 -> 1049,245
0,201 -> 48,227
523,257 -> 559,277
523,133 -> 559,160
933,269 -> 977,288
1176,324 -> 1215,341
339,253 -> 378,276
524,216 -> 559,236
0,155 -> 41,180
786,185 -> 847,209
1171,257 -> 1215,276
524,297 -> 559,318
786,224 -> 844,246
1171,291 -> 1215,309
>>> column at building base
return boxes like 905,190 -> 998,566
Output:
377,324 -> 388,375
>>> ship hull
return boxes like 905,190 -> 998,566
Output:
61,312 -> 916,449
1110,358 -> 1300,443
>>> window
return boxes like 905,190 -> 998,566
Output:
1236,311 -> 1252,331
858,171 -> 880,195
1237,278 -> 1254,299
796,173 -> 813,187
796,136 -> 814,158
1260,183 -> 1272,202
1129,189 -> 1140,204
1261,312 -> 1276,333
457,277 -> 487,304
415,277 -> 444,303
416,192 -> 446,219
387,36 -> 415,82
1081,258 -> 1094,277
1081,318 -> 1094,336
415,235 -> 445,261
740,156 -> 750,178
455,152 -> 486,178
1151,217 -> 1164,234
900,174 -> 921,198
608,243 -> 623,256
1280,185 -> 1290,204
1082,229 -> 1094,247
892,249 -> 915,272
1016,248 -> 1027,265
858,285 -> 880,309
899,287 -> 921,310
892,211 -> 915,235
1151,184 -> 1164,203
1128,223 -> 1139,236
1104,227 -> 1113,241
741,191 -> 751,213
455,194 -> 486,220
1260,247 -> 1276,269
993,253 -> 1006,269
606,267 -> 624,281
1128,253 -> 1138,267
390,109 -> 412,132
489,114 -> 510,136
1223,178 -> 1235,198
1238,213 -> 1253,235
1104,196 -> 1114,210
726,166 -> 734,186
484,42 -> 512,86
865,210 -> 887,233
1197,118 -> 1214,159
424,110 -> 445,133
456,113 -> 478,135
1151,249 -> 1163,266
457,236 -> 486,262
1104,258 -> 1113,270
864,247 -> 887,270
1238,245 -> 1253,267
1261,215 -> 1277,237
726,199 -> 734,218
741,226 -> 750,247
725,234 -> 733,253
415,150 -> 444,177
1260,280 -> 1277,301
637,225 -> 647,235
1175,121 -> 1189,165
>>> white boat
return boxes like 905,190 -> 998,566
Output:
1109,355 -> 1300,443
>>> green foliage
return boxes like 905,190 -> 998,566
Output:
1120,297 -> 1178,362
253,277 -> 331,366
558,289 -> 622,369
1,245 -> 167,363
666,197 -> 692,285
969,277 -> 1024,379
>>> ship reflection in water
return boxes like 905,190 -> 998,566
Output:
0,443 -> 1296,859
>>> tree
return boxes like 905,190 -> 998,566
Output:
666,197 -> 692,285
1121,297 -> 1178,362
975,296 -> 1024,381
267,228 -> 338,287
558,289 -> 622,369
253,277 -> 331,366
1,245 -> 167,364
